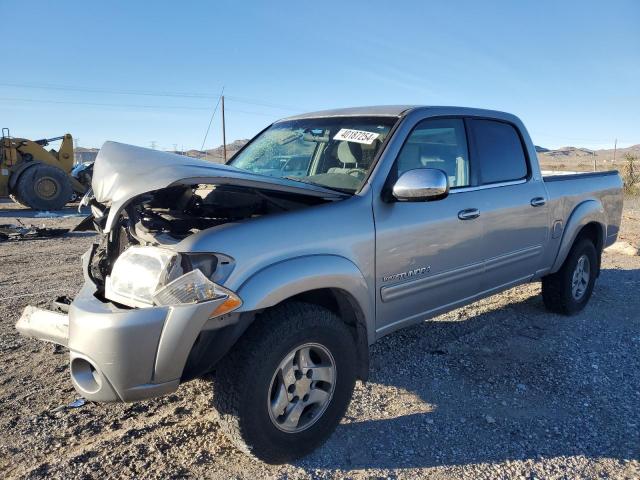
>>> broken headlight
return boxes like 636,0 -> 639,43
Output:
152,269 -> 241,316
105,246 -> 241,314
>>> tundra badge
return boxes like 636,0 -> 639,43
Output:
382,266 -> 430,282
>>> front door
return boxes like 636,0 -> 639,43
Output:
373,118 -> 486,336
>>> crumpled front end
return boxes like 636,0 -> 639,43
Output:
15,141 -> 339,402
16,249 -> 238,402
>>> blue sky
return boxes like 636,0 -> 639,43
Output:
2,0 -> 638,150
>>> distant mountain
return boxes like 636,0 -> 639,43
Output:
175,139 -> 249,163
78,140 -> 250,165
542,146 -> 595,157
206,139 -> 248,155
204,139 -> 249,162
535,145 -> 549,153
538,144 -> 639,171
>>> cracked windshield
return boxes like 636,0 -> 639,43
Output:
229,117 -> 397,192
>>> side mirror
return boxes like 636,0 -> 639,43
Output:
392,168 -> 449,202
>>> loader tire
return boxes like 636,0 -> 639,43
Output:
15,164 -> 72,211
211,302 -> 357,464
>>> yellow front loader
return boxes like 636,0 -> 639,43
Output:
1,129 -> 86,210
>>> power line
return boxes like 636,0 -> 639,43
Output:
0,96 -> 211,110
0,81 -> 217,99
224,95 -> 301,112
0,82 -> 303,111
224,107 -> 283,117
0,96 -> 286,119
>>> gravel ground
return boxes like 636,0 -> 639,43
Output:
0,199 -> 638,479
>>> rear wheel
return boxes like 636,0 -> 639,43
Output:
15,164 -> 72,210
542,238 -> 598,315
212,302 -> 357,464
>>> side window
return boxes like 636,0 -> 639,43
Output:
395,118 -> 470,188
468,119 -> 528,184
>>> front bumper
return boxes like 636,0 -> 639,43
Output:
16,306 -> 69,347
16,280 -> 237,402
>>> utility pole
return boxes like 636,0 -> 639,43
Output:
613,138 -> 617,165
222,95 -> 227,162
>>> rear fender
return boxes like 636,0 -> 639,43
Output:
550,199 -> 605,273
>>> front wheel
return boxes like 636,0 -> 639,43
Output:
212,302 -> 357,464
542,238 -> 598,315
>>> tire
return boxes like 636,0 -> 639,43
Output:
212,302 -> 357,464
542,238 -> 598,315
15,164 -> 72,210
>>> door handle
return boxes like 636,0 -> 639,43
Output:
458,208 -> 480,220
530,197 -> 546,207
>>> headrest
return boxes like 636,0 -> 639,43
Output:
337,141 -> 362,165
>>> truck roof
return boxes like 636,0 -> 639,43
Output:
281,105 -> 416,120
279,105 -> 517,122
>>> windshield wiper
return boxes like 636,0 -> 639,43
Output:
284,176 -> 353,195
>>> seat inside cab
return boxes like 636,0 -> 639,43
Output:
396,128 -> 469,188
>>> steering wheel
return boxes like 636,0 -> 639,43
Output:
346,168 -> 365,177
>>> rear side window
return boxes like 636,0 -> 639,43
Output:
468,119 -> 528,184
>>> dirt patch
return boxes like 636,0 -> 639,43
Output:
0,200 -> 638,479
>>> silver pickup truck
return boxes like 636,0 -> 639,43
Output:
17,106 -> 623,463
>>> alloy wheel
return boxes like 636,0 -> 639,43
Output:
267,343 -> 336,433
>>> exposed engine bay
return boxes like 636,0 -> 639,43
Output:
85,183 -> 329,292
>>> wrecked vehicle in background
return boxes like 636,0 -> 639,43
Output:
17,106 -> 623,463
70,160 -> 94,201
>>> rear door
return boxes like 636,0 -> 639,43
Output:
466,118 -> 549,291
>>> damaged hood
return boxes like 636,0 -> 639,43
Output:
93,141 -> 347,232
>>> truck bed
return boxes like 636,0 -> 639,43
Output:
539,169 -> 623,275
542,169 -> 620,182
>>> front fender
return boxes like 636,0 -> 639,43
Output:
550,199 -> 605,273
236,255 -> 374,344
